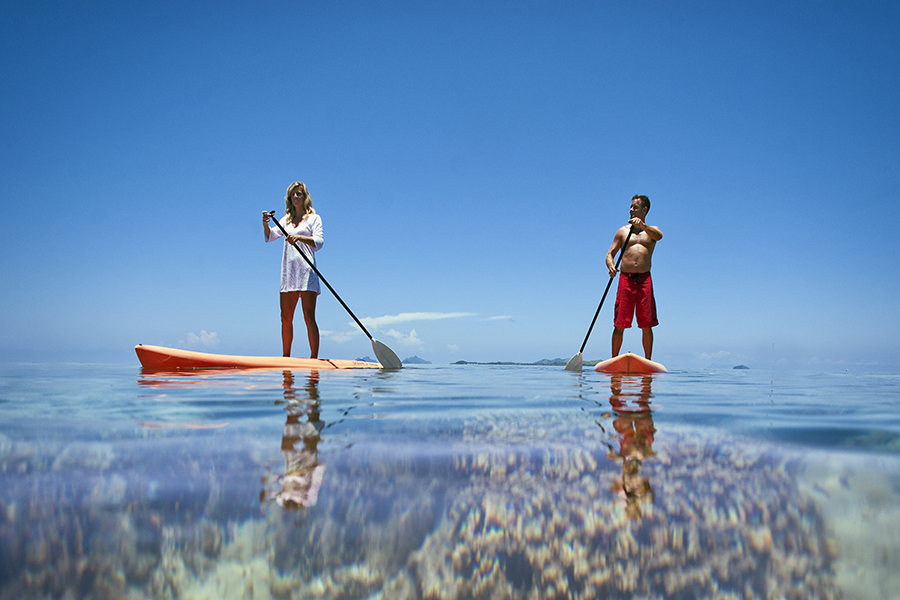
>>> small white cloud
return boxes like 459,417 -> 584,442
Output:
699,350 -> 730,360
182,330 -> 219,348
383,328 -> 424,347
320,329 -> 362,344
485,315 -> 515,322
447,344 -> 460,353
360,312 -> 476,329
330,311 -> 476,348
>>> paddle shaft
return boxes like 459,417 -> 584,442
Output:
267,212 -> 376,342
577,227 -> 635,354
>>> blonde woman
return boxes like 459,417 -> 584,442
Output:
262,182 -> 324,358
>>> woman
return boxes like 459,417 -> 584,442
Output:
262,182 -> 324,358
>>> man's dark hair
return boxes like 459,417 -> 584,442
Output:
632,194 -> 650,212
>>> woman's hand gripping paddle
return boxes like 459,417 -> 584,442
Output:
564,227 -> 635,372
267,211 -> 403,369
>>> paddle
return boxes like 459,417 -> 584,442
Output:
564,227 -> 635,372
266,211 -> 403,369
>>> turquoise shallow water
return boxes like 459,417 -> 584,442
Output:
1,362 -> 898,599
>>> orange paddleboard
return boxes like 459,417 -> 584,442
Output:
594,352 -> 667,374
135,345 -> 381,370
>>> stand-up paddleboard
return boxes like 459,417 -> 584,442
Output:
135,345 -> 382,370
594,352 -> 667,374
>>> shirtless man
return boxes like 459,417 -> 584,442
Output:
606,195 -> 663,359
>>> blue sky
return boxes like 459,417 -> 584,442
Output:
2,0 -> 898,370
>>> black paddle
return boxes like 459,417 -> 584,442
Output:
266,211 -> 402,369
564,227 -> 635,372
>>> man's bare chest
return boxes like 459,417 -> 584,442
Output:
625,231 -> 655,253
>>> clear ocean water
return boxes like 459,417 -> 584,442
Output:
1,361 -> 898,600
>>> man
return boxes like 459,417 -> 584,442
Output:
606,195 -> 663,359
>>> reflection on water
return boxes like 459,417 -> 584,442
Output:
0,364 -> 898,598
262,371 -> 326,508
604,375 -> 656,520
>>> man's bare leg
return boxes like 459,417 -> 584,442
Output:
641,327 -> 654,360
612,327 -> 625,357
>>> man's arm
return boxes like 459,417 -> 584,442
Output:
629,217 -> 663,241
605,228 -> 626,277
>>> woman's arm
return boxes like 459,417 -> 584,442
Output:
263,212 -> 285,243
287,214 -> 324,250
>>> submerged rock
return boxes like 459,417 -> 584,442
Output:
0,425 -> 840,600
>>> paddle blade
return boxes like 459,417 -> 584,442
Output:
372,339 -> 403,369
564,352 -> 583,372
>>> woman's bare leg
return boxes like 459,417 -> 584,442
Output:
300,291 -> 319,359
280,291 -> 301,357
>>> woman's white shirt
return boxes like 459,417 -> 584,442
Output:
266,214 -> 324,293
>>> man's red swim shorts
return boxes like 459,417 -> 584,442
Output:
613,271 -> 658,329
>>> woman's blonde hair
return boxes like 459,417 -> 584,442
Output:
285,181 -> 315,222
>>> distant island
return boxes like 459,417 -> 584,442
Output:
403,355 -> 432,364
733,365 -> 750,369
357,356 -> 604,366
453,358 -> 602,366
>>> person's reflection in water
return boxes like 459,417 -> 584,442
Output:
267,370 -> 326,508
605,375 -> 656,520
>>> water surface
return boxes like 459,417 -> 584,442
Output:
1,363 -> 898,599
